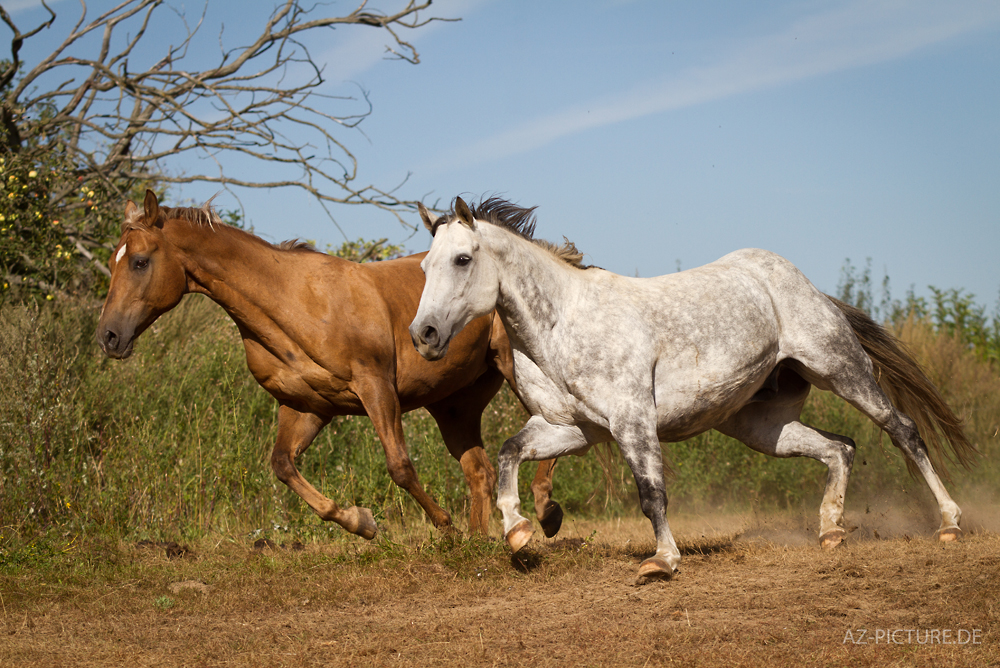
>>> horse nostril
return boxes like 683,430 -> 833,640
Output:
422,325 -> 438,346
104,329 -> 119,350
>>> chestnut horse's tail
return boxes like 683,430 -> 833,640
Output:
827,296 -> 977,476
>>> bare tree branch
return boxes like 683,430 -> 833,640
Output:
0,0 -> 456,302
2,0 -> 454,225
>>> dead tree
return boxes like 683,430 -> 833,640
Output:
0,0 -> 449,298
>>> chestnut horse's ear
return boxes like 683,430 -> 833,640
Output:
124,199 -> 137,219
418,202 -> 439,234
143,189 -> 161,228
454,197 -> 475,228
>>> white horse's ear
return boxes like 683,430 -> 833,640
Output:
418,202 -> 439,233
455,197 -> 475,228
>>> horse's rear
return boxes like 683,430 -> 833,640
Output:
703,249 -> 969,546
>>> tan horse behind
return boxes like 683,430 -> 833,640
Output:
96,190 -> 562,539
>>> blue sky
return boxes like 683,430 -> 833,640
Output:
7,0 -> 1000,308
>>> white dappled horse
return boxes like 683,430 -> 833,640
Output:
409,197 -> 973,581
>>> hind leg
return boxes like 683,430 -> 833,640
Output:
530,459 -> 563,538
789,346 -> 962,540
718,367 -> 856,547
718,400 -> 856,549
834,385 -> 962,540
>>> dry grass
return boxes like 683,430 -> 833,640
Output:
2,513 -> 997,667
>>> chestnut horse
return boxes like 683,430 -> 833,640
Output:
96,190 -> 563,539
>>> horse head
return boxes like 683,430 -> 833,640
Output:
410,197 -> 500,361
97,189 -> 188,359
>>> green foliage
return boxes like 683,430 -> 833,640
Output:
0,147 -> 124,303
0,60 -> 137,303
325,237 -> 407,263
153,596 -> 175,611
2,0 -> 440,307
839,258 -> 1000,366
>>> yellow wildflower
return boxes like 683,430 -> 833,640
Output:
28,170 -> 37,178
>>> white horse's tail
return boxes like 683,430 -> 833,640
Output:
827,296 -> 977,476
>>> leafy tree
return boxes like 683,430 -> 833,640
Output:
1,0 -> 446,301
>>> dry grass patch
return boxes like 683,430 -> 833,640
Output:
1,514 -> 997,666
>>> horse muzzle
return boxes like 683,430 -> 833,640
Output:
409,321 -> 449,361
97,323 -> 135,360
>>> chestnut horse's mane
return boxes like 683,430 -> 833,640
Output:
121,196 -> 315,253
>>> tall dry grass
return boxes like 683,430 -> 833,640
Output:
1,296 -> 997,566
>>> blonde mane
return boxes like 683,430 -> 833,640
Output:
122,196 -> 223,232
120,195 -> 315,253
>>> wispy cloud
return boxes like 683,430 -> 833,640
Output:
2,0 -> 71,16
424,0 -> 1000,171
316,0 -> 495,83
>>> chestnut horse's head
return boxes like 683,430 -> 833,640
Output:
97,190 -> 188,359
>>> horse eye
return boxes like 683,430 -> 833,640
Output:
455,254 -> 471,267
133,257 -> 149,271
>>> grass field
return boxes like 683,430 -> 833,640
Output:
2,294 -> 997,549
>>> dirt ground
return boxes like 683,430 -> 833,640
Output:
2,512 -> 998,667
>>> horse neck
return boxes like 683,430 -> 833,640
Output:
165,220 -> 316,335
483,224 -> 579,350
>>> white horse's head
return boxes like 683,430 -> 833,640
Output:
410,197 -> 500,360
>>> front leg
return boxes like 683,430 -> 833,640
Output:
611,412 -> 680,580
496,416 -> 590,552
270,405 -> 377,538
530,458 -> 563,538
354,376 -> 453,531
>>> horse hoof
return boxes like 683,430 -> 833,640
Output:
538,501 -> 564,538
636,557 -> 676,583
438,524 -> 462,539
345,506 -> 378,540
938,527 -> 962,542
819,529 -> 846,550
505,520 -> 534,553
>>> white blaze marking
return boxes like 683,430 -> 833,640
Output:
116,244 -> 127,264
